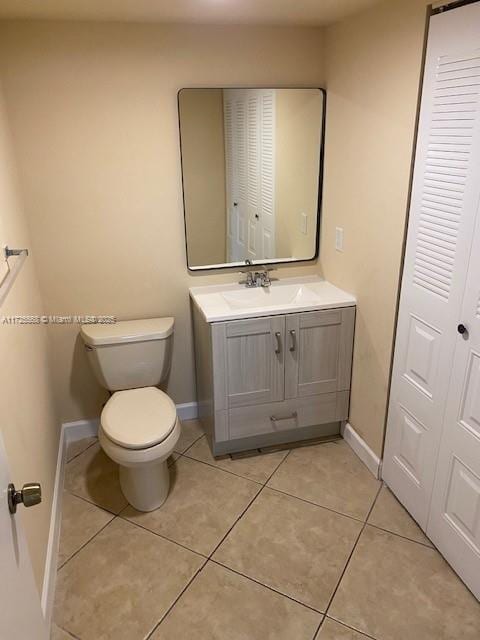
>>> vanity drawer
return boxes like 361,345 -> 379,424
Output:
227,391 -> 349,441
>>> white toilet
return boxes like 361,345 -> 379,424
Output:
80,317 -> 180,512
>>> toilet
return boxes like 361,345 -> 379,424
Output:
80,317 -> 180,512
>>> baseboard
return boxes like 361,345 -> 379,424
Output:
62,417 -> 100,442
41,425 -> 67,628
341,422 -> 382,479
176,402 -> 199,421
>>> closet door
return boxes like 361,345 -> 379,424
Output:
383,3 -> 480,529
427,188 -> 480,599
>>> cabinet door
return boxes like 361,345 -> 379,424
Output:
212,316 -> 285,409
285,308 -> 355,399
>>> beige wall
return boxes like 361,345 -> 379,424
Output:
179,88 -> 226,267
276,89 -> 322,259
0,21 -> 325,423
322,0 -> 429,456
0,83 -> 59,590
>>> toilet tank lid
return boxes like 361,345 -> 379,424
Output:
80,317 -> 174,346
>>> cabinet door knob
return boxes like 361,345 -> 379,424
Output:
457,323 -> 468,336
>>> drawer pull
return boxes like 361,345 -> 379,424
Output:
289,329 -> 296,352
270,411 -> 298,423
274,331 -> 282,355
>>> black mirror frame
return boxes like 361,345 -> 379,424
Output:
177,86 -> 327,272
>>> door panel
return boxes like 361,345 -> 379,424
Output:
214,316 -> 285,409
383,3 -> 480,529
0,432 -> 48,640
285,308 -> 354,399
427,127 -> 480,599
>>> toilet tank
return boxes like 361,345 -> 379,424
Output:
80,318 -> 174,391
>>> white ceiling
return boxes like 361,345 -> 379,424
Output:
0,0 -> 382,26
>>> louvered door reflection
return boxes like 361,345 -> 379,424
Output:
260,90 -> 275,258
224,89 -> 276,262
383,6 -> 480,529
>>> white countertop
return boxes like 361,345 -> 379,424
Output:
190,275 -> 356,323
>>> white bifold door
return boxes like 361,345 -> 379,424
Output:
224,89 -> 275,263
383,2 -> 480,599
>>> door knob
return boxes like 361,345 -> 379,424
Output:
457,323 -> 468,336
8,482 -> 42,515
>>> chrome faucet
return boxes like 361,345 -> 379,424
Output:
239,267 -> 275,288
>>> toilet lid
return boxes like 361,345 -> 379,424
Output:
101,387 -> 177,450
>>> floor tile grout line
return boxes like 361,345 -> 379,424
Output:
208,483 -> 266,559
117,512 -> 208,560
179,438 -> 296,488
65,438 -> 99,465
210,558 -> 325,616
55,624 -> 81,640
63,489 -> 126,517
264,485 -> 370,526
57,515 -> 118,572
311,614 -> 326,640
144,558 -> 209,640
263,446 -> 294,484
324,614 -> 380,640
174,431 -> 205,456
322,484 -> 383,621
178,451 -> 264,485
366,522 -> 434,549
206,447 -> 296,560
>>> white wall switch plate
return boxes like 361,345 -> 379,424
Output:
300,212 -> 308,235
335,227 -> 344,251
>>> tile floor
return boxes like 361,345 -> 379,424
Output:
53,420 -> 480,640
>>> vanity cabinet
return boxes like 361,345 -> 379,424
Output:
193,303 -> 355,456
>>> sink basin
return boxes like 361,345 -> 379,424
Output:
221,284 -> 321,310
190,276 -> 356,323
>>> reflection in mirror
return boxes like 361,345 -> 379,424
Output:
179,88 -> 325,270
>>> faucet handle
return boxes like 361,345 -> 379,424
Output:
239,270 -> 256,287
260,271 -> 271,287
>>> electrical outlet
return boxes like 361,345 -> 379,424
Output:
335,227 -> 344,251
300,212 -> 308,235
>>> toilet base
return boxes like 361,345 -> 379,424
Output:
98,418 -> 181,513
119,460 -> 170,512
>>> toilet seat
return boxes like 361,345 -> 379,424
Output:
101,386 -> 177,450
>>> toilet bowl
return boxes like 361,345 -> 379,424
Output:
100,387 -> 180,511
80,317 -> 180,512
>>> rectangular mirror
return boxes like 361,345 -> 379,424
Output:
178,87 -> 325,270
